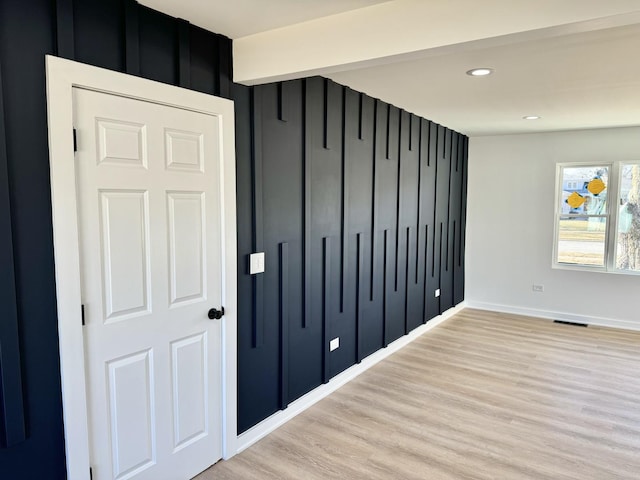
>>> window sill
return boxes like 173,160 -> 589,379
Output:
552,262 -> 640,276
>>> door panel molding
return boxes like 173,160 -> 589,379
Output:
46,55 -> 237,480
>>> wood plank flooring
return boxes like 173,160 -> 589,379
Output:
197,309 -> 640,479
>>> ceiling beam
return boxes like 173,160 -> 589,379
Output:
233,0 -> 640,85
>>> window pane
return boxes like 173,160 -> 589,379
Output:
557,217 -> 606,266
616,163 -> 640,271
560,166 -> 608,215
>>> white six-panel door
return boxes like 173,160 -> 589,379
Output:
74,87 -> 223,480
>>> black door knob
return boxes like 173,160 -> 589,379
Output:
208,307 -> 225,320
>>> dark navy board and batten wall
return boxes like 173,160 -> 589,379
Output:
0,0 -> 467,477
235,79 -> 468,431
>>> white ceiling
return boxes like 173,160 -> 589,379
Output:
140,0 -> 640,137
329,23 -> 640,136
139,0 -> 390,38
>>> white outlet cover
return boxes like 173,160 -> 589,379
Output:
330,337 -> 340,351
435,289 -> 440,297
249,252 -> 265,275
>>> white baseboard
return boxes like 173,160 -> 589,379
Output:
466,300 -> 640,332
235,302 -> 467,454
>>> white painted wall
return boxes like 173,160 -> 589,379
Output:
466,127 -> 640,330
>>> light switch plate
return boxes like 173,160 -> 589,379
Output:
435,288 -> 440,298
249,252 -> 265,275
330,337 -> 340,352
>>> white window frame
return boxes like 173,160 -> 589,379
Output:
553,161 -> 640,274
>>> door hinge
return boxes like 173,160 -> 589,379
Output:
73,128 -> 78,153
81,304 -> 86,326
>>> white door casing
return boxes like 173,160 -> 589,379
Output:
46,56 -> 237,480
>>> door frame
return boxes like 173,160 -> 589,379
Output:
45,55 -> 238,480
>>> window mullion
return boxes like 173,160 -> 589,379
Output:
606,162 -> 621,271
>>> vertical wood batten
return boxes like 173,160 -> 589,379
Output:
452,221 -> 457,270
322,236 -> 331,383
462,138 -> 469,262
454,136 -> 469,304
439,222 -> 444,266
422,224 -> 429,323
251,87 -> 264,347
415,117 -> 424,285
440,130 -> 456,312
444,129 -> 452,274
408,114 -> 413,151
0,61 -> 26,448
123,0 -> 140,75
355,233 -> 363,362
176,18 -> 190,88
322,78 -> 329,150
385,104 -> 390,160
303,79 -> 311,328
55,0 -> 75,59
437,221 -> 443,313
218,34 -> 231,98
382,229 -> 390,347
394,110 -> 402,292
357,93 -> 363,140
369,100 -> 378,302
276,83 -> 285,122
424,121 -> 439,321
279,242 -> 289,409
212,34 -> 221,96
431,124 -> 440,280
404,226 -> 411,334
340,86 -> 348,313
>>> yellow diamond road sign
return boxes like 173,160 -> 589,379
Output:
587,177 -> 606,196
567,191 -> 586,209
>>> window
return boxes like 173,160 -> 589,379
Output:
554,162 -> 640,273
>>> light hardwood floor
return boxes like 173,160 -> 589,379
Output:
197,309 -> 640,479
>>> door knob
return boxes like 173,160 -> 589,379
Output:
208,307 -> 225,320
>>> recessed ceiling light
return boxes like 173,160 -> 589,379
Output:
466,68 -> 493,76
523,115 -> 541,120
